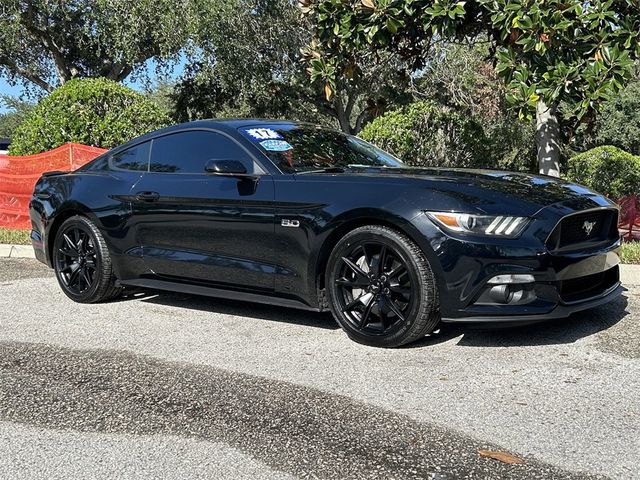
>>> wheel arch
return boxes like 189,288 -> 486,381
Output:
45,203 -> 101,266
312,211 -> 444,303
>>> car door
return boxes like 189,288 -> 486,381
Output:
129,129 -> 277,291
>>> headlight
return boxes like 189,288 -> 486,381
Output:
426,212 -> 530,238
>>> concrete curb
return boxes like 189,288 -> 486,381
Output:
0,244 -> 35,259
620,264 -> 640,285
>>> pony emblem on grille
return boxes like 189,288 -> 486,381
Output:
582,220 -> 596,236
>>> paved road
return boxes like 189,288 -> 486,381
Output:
0,258 -> 638,479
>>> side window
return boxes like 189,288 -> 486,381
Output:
110,142 -> 150,172
149,130 -> 257,174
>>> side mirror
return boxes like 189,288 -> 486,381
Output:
204,159 -> 248,175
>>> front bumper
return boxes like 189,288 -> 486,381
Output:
441,282 -> 622,323
411,211 -> 623,323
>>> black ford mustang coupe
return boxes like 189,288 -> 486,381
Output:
29,120 -> 622,347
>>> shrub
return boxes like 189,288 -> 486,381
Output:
9,78 -> 170,155
360,101 -> 488,168
593,81 -> 640,156
360,100 -> 536,170
483,117 -> 537,172
566,146 -> 640,198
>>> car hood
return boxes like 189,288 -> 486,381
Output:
351,167 -> 616,217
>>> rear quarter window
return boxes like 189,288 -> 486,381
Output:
109,142 -> 151,172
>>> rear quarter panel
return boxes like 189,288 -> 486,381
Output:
30,171 -> 141,274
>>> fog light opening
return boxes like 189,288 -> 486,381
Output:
488,284 -> 526,304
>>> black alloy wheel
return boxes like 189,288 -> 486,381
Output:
326,225 -> 440,347
53,216 -> 122,303
55,225 -> 97,295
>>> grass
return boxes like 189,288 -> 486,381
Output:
0,228 -> 31,245
620,241 -> 640,264
2,225 -> 640,264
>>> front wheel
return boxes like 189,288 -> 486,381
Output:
326,225 -> 440,347
53,215 -> 122,303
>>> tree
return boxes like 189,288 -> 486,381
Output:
411,43 -> 507,121
176,0 -> 412,134
305,0 -> 640,175
9,78 -> 169,155
360,101 -> 489,167
0,0 -> 196,93
571,76 -> 640,156
0,96 -> 34,138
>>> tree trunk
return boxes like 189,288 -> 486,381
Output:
333,94 -> 352,134
536,100 -> 560,177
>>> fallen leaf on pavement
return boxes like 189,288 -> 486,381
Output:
478,449 -> 525,465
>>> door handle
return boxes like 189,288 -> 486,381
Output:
135,191 -> 160,202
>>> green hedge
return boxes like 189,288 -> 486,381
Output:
566,146 -> 640,198
360,101 -> 487,168
359,100 -> 536,170
9,78 -> 170,155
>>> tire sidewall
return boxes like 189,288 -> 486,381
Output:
326,228 -> 430,347
53,217 -> 105,302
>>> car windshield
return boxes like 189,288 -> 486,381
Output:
238,124 -> 406,174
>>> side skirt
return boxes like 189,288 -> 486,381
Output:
118,278 -> 322,312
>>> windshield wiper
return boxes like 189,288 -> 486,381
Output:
297,166 -> 347,175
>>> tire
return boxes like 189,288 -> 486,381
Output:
52,215 -> 122,303
326,225 -> 440,347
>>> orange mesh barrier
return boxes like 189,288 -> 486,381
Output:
0,143 -> 106,230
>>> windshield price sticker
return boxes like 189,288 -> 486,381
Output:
260,139 -> 293,152
244,128 -> 283,140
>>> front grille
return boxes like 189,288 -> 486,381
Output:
559,265 -> 619,303
547,209 -> 618,251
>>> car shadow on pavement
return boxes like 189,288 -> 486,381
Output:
127,288 -> 340,330
121,288 -> 630,346
410,293 -> 630,349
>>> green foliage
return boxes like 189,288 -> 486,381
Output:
360,100 -> 536,170
0,227 -> 30,245
0,0 -> 196,92
620,241 -> 640,265
360,101 -> 487,168
414,43 -> 505,119
484,117 -> 537,172
176,0 -> 412,134
143,81 -> 178,118
175,0 -> 323,124
565,146 -> 640,198
0,96 -> 34,138
572,78 -> 640,156
410,42 -> 538,171
307,0 -> 640,127
9,78 -> 169,155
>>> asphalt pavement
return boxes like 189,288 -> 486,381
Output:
0,258 -> 638,479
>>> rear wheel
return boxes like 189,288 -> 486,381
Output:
53,215 -> 122,303
326,225 -> 440,347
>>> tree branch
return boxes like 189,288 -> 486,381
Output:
344,89 -> 357,121
21,4 -> 73,83
0,57 -> 53,92
353,108 -> 370,135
